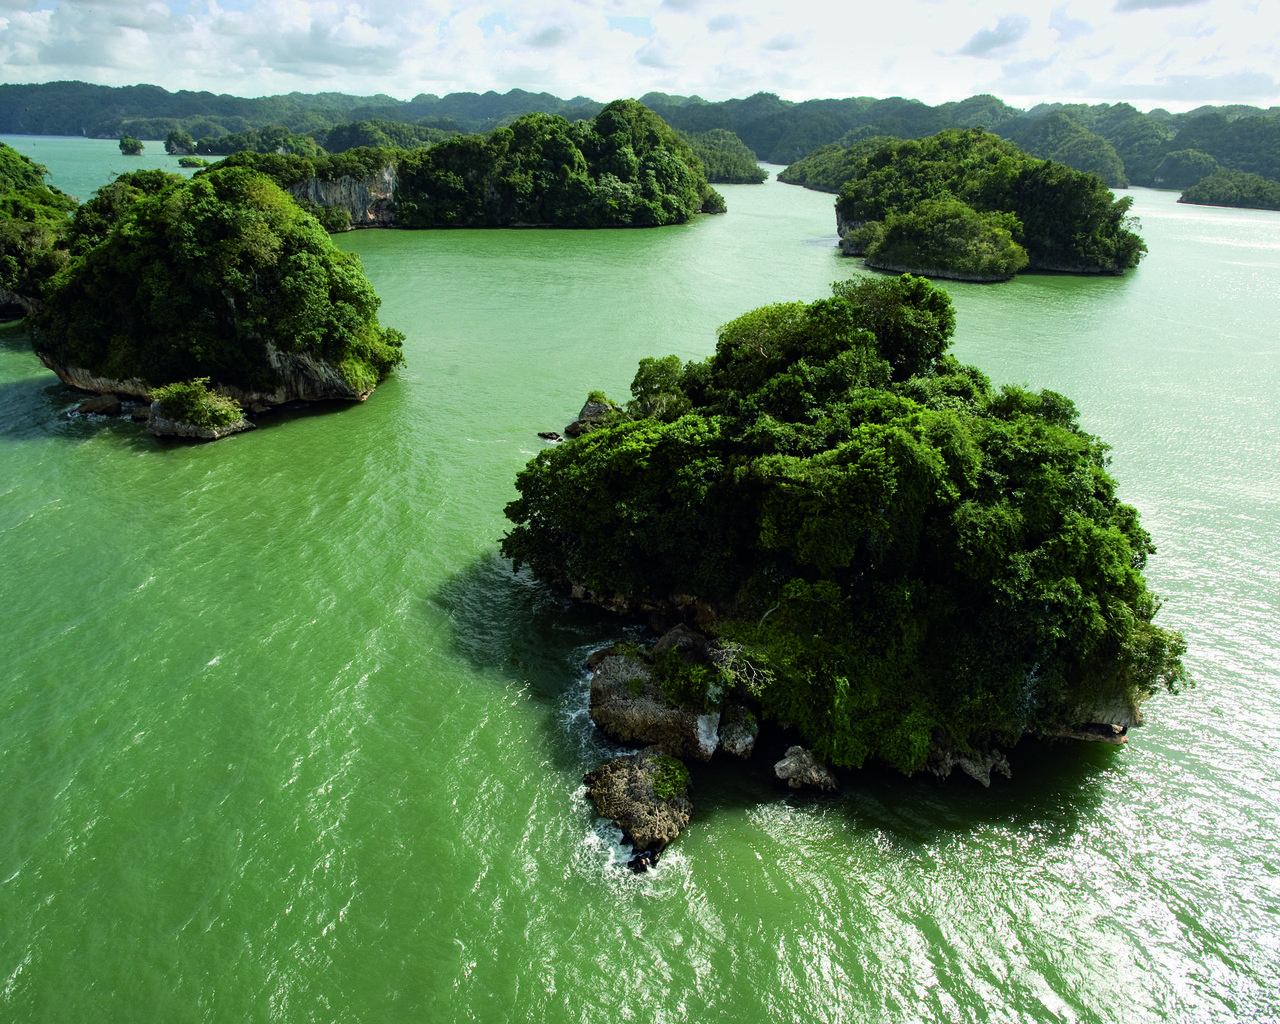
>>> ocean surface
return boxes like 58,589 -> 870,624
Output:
3,137 -> 1279,1023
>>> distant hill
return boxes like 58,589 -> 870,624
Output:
3,81 -> 1278,196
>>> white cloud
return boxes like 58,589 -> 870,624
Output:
0,0 -> 1274,112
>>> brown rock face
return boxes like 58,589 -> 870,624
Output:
583,746 -> 692,856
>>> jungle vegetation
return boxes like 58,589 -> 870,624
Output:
834,129 -> 1146,278
213,100 -> 726,228
679,129 -> 768,184
0,141 -> 77,313
1179,168 -> 1280,211
29,165 -> 404,395
502,274 -> 1187,773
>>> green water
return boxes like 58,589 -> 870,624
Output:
3,142 -> 1279,1023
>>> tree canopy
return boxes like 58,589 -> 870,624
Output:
835,129 -> 1146,277
0,141 -> 76,313
502,275 -> 1186,773
30,166 -> 404,395
395,100 -> 725,227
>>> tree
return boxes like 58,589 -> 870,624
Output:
118,135 -> 144,155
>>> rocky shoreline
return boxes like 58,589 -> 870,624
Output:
578,620 -> 1139,868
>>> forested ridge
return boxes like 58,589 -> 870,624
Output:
5,81 -> 1276,199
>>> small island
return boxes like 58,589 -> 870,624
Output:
503,274 -> 1187,859
789,129 -> 1146,281
22,164 -> 404,434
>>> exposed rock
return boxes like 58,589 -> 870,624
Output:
563,398 -> 622,438
1046,697 -> 1143,745
36,342 -> 372,415
288,165 -> 398,229
537,431 -> 563,442
76,394 -> 122,415
774,745 -> 838,791
147,402 -> 255,441
589,653 -> 720,762
652,623 -> 711,663
924,729 -> 1011,787
129,404 -> 151,421
718,703 -> 759,759
584,745 -> 692,864
864,257 -> 1015,283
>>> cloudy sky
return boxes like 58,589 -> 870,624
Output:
1,0 -> 1276,112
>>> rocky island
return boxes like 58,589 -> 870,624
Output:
506,274 -> 1188,865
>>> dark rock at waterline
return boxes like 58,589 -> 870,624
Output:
537,431 -> 563,442
584,745 -> 692,861
774,745 -> 839,791
76,393 -> 122,415
563,398 -> 621,438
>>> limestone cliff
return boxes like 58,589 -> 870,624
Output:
288,165 -> 397,228
36,342 -> 374,412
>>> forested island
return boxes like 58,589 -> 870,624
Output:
2,148 -> 404,435
1178,169 -> 1280,211
824,130 -> 1144,280
503,275 -> 1187,856
210,100 -> 726,229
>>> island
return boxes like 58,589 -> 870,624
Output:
1179,169 -> 1280,212
25,165 -> 404,434
503,274 -> 1187,860
832,129 -> 1146,280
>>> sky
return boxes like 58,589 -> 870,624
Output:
0,0 -> 1277,113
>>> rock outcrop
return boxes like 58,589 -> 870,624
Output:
923,729 -> 1011,787
774,745 -> 839,791
563,397 -> 623,438
584,746 -> 692,868
288,165 -> 397,228
147,402 -> 255,440
589,652 -> 720,762
36,342 -> 372,414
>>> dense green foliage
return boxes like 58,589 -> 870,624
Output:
836,130 -> 1145,275
396,101 -> 724,227
1179,169 -> 1280,211
847,198 -> 1029,281
30,166 -> 404,394
777,137 -> 901,192
118,135 -> 144,155
151,377 -> 244,428
0,142 -> 76,309
503,275 -> 1186,772
679,129 -> 768,184
1152,149 -> 1220,189
313,120 -> 457,153
194,124 -> 324,158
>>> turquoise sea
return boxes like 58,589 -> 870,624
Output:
2,136 -> 1279,1022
